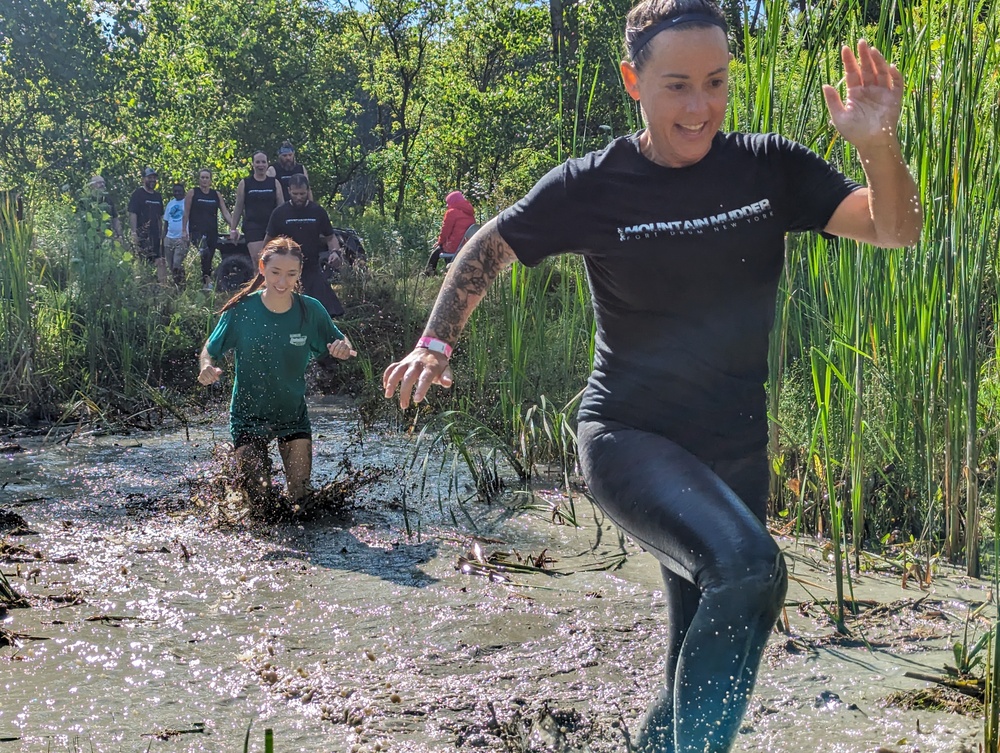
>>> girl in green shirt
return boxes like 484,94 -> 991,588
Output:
198,236 -> 356,507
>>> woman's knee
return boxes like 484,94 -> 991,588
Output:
705,547 -> 787,619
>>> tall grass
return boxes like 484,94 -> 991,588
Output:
0,195 -> 214,423
725,0 -> 1000,618
0,193 -> 38,417
415,253 -> 594,478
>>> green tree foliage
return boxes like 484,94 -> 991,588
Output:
0,0 -> 116,191
108,0 -> 364,200
0,0 -> 627,219
412,0 -> 554,208
340,0 -> 449,221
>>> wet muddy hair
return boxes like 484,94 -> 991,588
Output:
218,236 -> 305,316
625,0 -> 728,71
287,173 -> 310,190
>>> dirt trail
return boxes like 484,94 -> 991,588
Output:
0,402 -> 987,752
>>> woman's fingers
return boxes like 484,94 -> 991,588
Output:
382,350 -> 451,408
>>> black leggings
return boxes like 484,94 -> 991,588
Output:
577,420 -> 787,753
191,229 -> 217,281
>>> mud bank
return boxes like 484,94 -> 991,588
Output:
0,401 -> 987,752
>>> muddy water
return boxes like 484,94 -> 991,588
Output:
0,400 -> 986,752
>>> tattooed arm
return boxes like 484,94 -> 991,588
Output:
383,219 -> 518,408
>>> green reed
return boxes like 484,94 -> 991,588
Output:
0,193 -> 37,413
0,196 -> 216,422
720,0 -> 1000,634
735,0 -> 996,523
985,232 -> 1000,753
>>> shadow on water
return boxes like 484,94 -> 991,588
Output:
259,518 -> 440,589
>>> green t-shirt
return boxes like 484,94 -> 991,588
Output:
206,291 -> 344,438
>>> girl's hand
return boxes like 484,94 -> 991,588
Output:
198,365 -> 223,385
328,338 -> 357,360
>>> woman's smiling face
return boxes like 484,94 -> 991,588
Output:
621,25 -> 730,168
260,254 -> 301,297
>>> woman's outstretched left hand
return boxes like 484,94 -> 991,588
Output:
823,40 -> 904,149
328,337 -> 357,360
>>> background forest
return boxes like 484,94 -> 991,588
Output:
3,0 -> 1000,588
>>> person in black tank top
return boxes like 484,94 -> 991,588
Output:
230,151 -> 284,264
183,168 -> 233,287
267,141 -> 311,202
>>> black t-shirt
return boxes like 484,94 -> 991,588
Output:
496,131 -> 860,461
273,162 -> 305,202
127,188 -> 164,238
243,175 -> 280,228
188,188 -> 221,235
266,201 -> 333,268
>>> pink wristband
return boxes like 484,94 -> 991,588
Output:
416,336 -> 453,359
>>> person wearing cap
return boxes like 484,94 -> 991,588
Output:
128,168 -> 167,283
86,175 -> 122,240
267,141 -> 312,203
383,0 -> 922,749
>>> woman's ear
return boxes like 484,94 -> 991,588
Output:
620,60 -> 642,102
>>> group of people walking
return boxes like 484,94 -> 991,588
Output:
90,141 -> 345,300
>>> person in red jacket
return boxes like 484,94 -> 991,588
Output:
424,191 -> 477,275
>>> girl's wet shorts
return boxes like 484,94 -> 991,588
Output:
233,430 -> 311,450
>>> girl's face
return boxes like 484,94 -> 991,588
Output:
199,171 -> 212,189
260,253 -> 302,297
620,26 -> 730,168
253,154 -> 269,172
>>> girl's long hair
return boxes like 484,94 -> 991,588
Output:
218,236 -> 304,314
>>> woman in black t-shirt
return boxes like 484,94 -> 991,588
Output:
230,151 -> 284,263
384,1 -> 921,751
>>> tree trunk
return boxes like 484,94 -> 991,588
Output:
549,0 -> 564,64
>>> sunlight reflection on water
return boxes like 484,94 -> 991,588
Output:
0,403 -> 988,752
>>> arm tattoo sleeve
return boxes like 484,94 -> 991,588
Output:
424,219 -> 518,344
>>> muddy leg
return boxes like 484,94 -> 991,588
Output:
154,256 -> 169,285
578,421 -> 786,753
235,441 -> 272,506
278,437 -> 312,503
638,568 -> 700,753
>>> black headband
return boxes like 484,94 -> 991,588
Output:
627,13 -> 728,61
